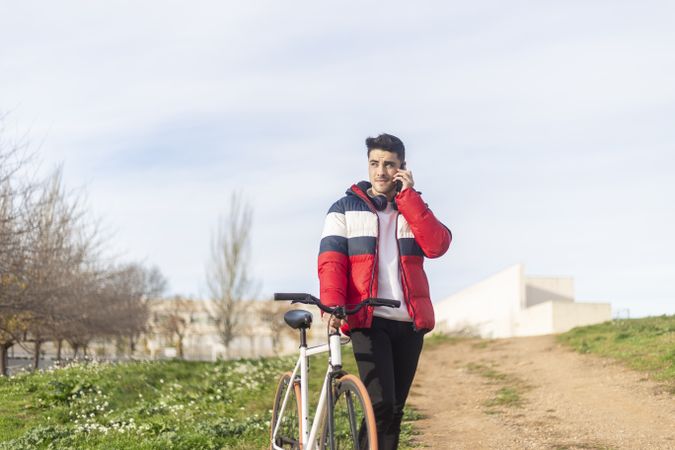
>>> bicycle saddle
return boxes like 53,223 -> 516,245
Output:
284,309 -> 313,329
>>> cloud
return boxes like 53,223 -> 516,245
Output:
2,1 -> 674,316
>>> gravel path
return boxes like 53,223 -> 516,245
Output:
408,335 -> 675,449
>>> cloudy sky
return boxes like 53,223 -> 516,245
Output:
2,1 -> 674,317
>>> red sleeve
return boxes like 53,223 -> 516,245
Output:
395,188 -> 451,258
318,252 -> 348,307
318,207 -> 348,307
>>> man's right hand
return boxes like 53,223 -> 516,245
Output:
322,314 -> 345,332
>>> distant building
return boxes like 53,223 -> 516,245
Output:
6,298 -> 326,367
142,298 -> 324,360
434,264 -> 612,338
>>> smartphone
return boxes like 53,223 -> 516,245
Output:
395,162 -> 407,192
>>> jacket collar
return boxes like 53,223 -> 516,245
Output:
347,181 -> 399,211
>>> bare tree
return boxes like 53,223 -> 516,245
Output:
0,126 -> 36,375
106,263 -> 167,357
205,192 -> 256,359
258,300 -> 298,355
0,127 -> 102,373
156,296 -> 193,359
0,120 -> 170,374
22,169 -> 90,369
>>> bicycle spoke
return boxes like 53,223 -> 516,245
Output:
271,373 -> 302,449
319,375 -> 376,450
345,391 -> 359,447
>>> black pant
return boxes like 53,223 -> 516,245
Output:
350,317 -> 424,450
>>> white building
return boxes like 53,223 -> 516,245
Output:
6,299 -> 326,365
434,264 -> 611,338
143,298 -> 325,360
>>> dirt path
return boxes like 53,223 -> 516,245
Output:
408,335 -> 675,449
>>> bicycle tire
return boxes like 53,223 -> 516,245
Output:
270,372 -> 303,450
319,373 -> 378,450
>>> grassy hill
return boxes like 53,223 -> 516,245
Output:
7,316 -> 672,449
558,314 -> 675,392
0,345 -> 422,449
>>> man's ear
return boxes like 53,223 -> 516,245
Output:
400,161 -> 407,170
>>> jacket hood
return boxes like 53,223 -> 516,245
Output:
346,180 -> 371,197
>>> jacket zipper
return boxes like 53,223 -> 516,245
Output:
396,213 -> 417,331
353,187 -> 379,326
370,216 -> 379,301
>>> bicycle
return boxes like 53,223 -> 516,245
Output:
269,293 -> 401,450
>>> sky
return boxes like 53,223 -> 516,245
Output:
1,1 -> 674,317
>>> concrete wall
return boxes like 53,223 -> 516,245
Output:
434,264 -> 524,338
525,276 -> 574,307
513,301 -> 612,336
435,264 -> 612,338
513,301 -> 554,336
551,301 -> 612,333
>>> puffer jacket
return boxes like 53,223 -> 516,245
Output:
318,181 -> 451,334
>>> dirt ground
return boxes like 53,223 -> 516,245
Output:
408,335 -> 675,450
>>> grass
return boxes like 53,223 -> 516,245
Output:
470,340 -> 496,350
558,315 -> 675,392
465,362 -> 509,382
552,443 -> 614,450
0,342 -> 423,449
465,362 -> 528,412
485,387 -> 522,408
423,331 -> 467,349
0,358 -> 279,449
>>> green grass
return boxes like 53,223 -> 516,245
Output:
558,315 -> 675,391
465,362 -> 509,382
470,339 -> 496,350
0,358 -> 280,449
465,362 -> 528,412
485,387 -> 522,408
423,331 -> 467,348
0,343 -> 422,449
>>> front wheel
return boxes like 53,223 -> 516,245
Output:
319,373 -> 378,450
270,372 -> 302,449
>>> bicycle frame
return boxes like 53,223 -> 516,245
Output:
271,332 -> 343,450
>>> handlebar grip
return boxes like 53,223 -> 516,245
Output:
274,293 -> 309,302
370,298 -> 401,308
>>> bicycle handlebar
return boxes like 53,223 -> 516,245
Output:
273,293 -> 310,302
273,293 -> 401,318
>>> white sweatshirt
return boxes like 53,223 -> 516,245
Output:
372,201 -> 412,322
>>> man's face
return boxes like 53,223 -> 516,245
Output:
368,149 -> 403,197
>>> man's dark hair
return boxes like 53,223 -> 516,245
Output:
365,133 -> 405,162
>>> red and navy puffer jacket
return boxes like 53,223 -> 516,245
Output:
318,181 -> 451,334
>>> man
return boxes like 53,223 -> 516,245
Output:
318,133 -> 451,449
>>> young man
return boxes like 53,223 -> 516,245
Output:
318,133 -> 451,449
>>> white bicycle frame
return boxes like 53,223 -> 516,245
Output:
271,332 -> 344,450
